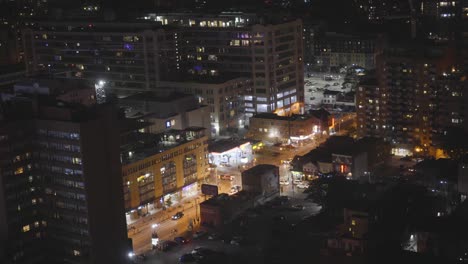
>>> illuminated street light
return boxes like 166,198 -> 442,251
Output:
151,224 -> 158,229
128,252 -> 135,258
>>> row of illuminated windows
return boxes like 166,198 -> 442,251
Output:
45,165 -> 83,176
123,141 -> 205,176
22,220 -> 47,233
37,129 -> 80,140
39,153 -> 82,165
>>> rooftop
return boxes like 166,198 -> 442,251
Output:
120,127 -> 206,164
208,139 -> 250,153
242,164 -> 278,175
323,90 -> 341,95
252,113 -> 315,122
122,92 -> 193,103
200,191 -> 259,207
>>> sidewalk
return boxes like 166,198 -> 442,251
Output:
127,194 -> 206,234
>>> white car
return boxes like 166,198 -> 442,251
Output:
293,179 -> 302,185
280,179 -> 290,185
297,184 -> 309,189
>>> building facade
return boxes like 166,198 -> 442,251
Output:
0,93 -> 130,263
22,22 -> 176,94
356,45 -> 464,156
23,14 -> 305,117
158,78 -> 250,136
247,113 -> 318,143
241,164 -> 280,200
121,127 -> 209,218
314,32 -> 381,70
119,92 -> 211,135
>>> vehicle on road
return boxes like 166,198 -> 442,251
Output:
293,179 -> 302,185
219,174 -> 234,181
172,212 -> 184,220
230,236 -> 243,246
297,183 -> 309,189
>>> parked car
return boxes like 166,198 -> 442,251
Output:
179,253 -> 197,263
219,174 -> 234,181
273,215 -> 287,221
157,240 -> 178,252
191,247 -> 217,260
291,204 -> 305,211
297,183 -> 309,189
293,179 -> 302,185
280,179 -> 290,185
192,230 -> 207,239
208,233 -> 220,240
174,236 -> 189,245
230,236 -> 243,246
172,212 -> 184,220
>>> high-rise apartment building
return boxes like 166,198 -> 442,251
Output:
356,44 -> 465,157
23,13 -> 304,117
0,83 -> 130,263
151,13 -> 304,117
23,22 -> 176,95
313,32 -> 383,70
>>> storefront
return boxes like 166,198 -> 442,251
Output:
182,182 -> 198,199
209,140 -> 253,167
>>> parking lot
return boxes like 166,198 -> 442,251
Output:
137,195 -> 321,264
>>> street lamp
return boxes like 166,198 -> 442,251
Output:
128,252 -> 135,259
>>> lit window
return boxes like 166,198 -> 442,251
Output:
22,225 -> 30,232
351,220 -> 356,226
73,250 -> 81,256
31,199 -> 37,205
34,221 -> 39,227
14,167 -> 24,175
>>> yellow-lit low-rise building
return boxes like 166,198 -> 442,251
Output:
121,127 -> 208,218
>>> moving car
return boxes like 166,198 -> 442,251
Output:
172,212 -> 184,220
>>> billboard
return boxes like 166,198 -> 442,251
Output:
201,184 -> 219,196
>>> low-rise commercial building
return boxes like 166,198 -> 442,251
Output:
208,139 -> 253,167
241,164 -> 280,202
119,92 -> 211,135
157,78 -> 250,136
247,113 -> 320,143
199,192 -> 256,229
121,127 -> 209,219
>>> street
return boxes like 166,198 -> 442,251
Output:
128,117 -> 354,256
